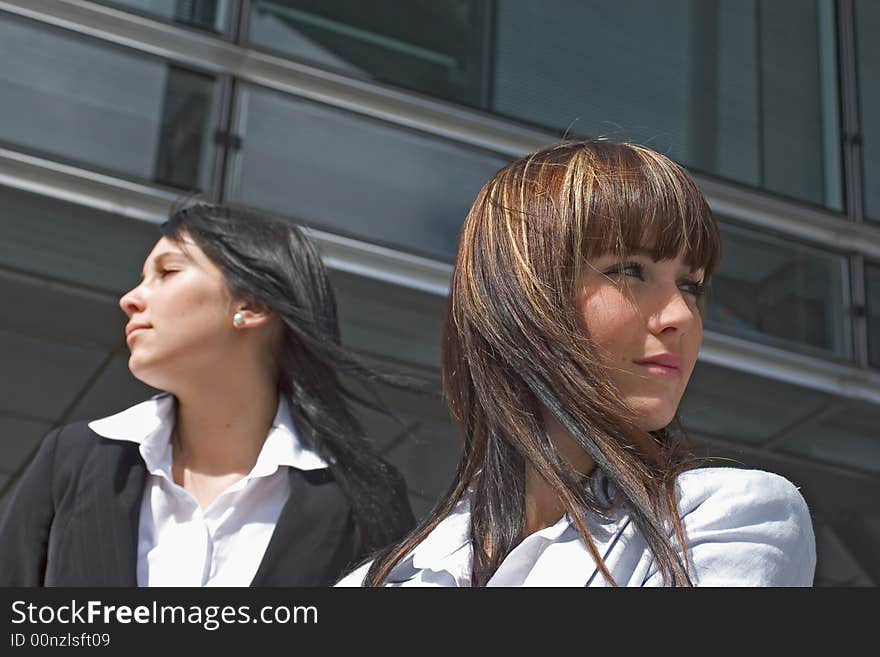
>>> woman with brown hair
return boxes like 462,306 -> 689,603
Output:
337,139 -> 816,587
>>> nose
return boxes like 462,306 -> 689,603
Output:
119,283 -> 145,318
646,288 -> 698,336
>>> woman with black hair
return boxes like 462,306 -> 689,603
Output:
338,139 -> 816,587
0,202 -> 415,586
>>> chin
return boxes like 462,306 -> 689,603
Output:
642,419 -> 673,432
631,401 -> 678,432
127,358 -> 170,393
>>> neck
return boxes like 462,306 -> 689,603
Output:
171,373 -> 279,476
522,414 -> 595,537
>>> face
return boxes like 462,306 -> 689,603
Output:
578,249 -> 705,431
119,235 -> 237,391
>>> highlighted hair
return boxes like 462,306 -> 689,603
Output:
367,140 -> 721,586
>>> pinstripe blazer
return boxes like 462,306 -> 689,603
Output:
0,421 -> 414,587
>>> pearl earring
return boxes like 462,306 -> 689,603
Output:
233,312 -> 245,327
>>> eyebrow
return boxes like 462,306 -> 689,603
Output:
627,247 -> 657,258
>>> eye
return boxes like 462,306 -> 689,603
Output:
157,268 -> 179,279
679,278 -> 706,298
603,261 -> 644,281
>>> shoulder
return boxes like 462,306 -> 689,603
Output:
35,396 -> 160,476
51,420 -> 103,445
38,418 -> 141,477
35,420 -> 103,465
675,466 -> 811,521
54,415 -> 146,453
5,418 -> 139,513
669,467 -> 816,586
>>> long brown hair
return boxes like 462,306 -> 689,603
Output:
366,140 -> 721,586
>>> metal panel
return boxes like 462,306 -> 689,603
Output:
2,0 -> 880,259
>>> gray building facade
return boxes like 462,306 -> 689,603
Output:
0,0 -> 878,586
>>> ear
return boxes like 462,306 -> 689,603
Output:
232,304 -> 273,329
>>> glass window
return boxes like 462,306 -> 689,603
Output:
783,402 -> 880,475
226,84 -> 508,261
0,15 -> 218,191
706,222 -> 852,359
867,263 -> 880,368
98,0 -> 230,32
679,361 -> 833,444
248,0 -> 491,106
495,0 -> 841,210
855,0 -> 880,222
247,0 -> 842,211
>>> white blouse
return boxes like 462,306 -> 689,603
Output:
336,467 -> 816,587
89,393 -> 329,587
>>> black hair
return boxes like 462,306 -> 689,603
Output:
161,202 -> 418,553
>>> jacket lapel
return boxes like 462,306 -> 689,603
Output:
251,467 -> 359,586
60,427 -> 352,586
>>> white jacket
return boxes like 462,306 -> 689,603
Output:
336,467 -> 816,587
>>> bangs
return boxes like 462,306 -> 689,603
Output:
576,143 -> 721,277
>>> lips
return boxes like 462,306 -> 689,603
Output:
634,353 -> 681,376
636,353 -> 681,368
125,322 -> 151,339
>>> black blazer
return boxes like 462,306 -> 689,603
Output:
0,420 -> 414,586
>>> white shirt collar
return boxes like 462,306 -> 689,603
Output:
88,393 -> 330,478
408,497 -> 472,570
388,471 -> 627,586
400,498 -> 589,566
